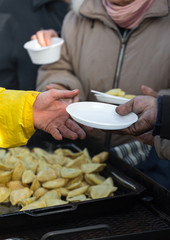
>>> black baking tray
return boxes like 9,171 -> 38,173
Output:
0,131 -> 145,232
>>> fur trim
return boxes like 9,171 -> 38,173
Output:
71,0 -> 84,14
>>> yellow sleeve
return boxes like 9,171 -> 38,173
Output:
0,88 -> 40,148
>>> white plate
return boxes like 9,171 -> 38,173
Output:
91,90 -> 129,105
95,94 -> 129,105
66,102 -> 138,130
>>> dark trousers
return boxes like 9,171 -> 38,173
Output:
136,147 -> 170,190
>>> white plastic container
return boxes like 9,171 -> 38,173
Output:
24,37 -> 64,65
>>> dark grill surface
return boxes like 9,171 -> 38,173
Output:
1,202 -> 169,240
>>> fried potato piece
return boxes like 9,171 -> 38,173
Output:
58,188 -> 68,197
49,165 -> 61,178
0,162 -> 13,171
92,152 -> 109,163
0,170 -> 12,184
33,148 -> 61,165
22,170 -> 36,184
0,186 -> 10,203
85,173 -> 105,185
42,178 -> 67,189
66,155 -> 89,168
106,88 -> 135,99
23,156 -> 38,173
61,167 -> 82,179
67,185 -> 89,199
88,177 -> 117,199
67,194 -> 87,203
4,154 -> 18,167
106,88 -> 125,97
10,188 -> 33,205
0,149 -> 6,159
37,167 -> 56,182
67,175 -> 83,186
7,180 -> 25,190
124,94 -> 136,99
36,158 -> 48,173
20,197 -> 37,207
82,148 -> 92,162
9,147 -> 30,157
33,187 -> 48,199
40,189 -> 61,201
20,199 -> 46,211
32,147 -> 49,159
30,178 -> 41,191
81,163 -> 106,174
60,149 -> 82,159
67,181 -> 82,190
46,199 -> 68,207
12,161 -> 26,181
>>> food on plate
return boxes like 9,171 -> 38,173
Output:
106,88 -> 136,99
0,147 -> 117,211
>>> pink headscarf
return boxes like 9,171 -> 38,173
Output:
102,0 -> 155,29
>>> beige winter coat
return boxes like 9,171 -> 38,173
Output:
37,0 -> 170,147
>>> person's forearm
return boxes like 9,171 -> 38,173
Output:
153,95 -> 170,140
0,88 -> 39,148
160,95 -> 170,139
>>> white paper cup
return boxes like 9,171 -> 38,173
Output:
24,37 -> 64,65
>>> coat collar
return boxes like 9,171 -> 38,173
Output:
71,0 -> 169,28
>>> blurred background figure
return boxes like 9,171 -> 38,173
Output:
0,0 -> 70,90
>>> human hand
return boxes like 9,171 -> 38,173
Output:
134,130 -> 155,145
115,96 -> 157,144
31,29 -> 58,47
141,85 -> 158,98
46,83 -> 79,104
33,89 -> 86,140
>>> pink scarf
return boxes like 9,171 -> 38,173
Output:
102,0 -> 155,29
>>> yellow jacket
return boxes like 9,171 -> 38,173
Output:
0,88 -> 39,148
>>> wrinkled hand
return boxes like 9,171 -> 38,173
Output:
31,29 -> 58,47
115,96 -> 158,145
46,83 -> 79,104
33,89 -> 86,140
141,85 -> 158,98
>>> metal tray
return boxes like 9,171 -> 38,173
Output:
0,132 -> 145,231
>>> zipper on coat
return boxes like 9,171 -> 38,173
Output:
113,29 -> 129,89
105,28 -> 135,149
